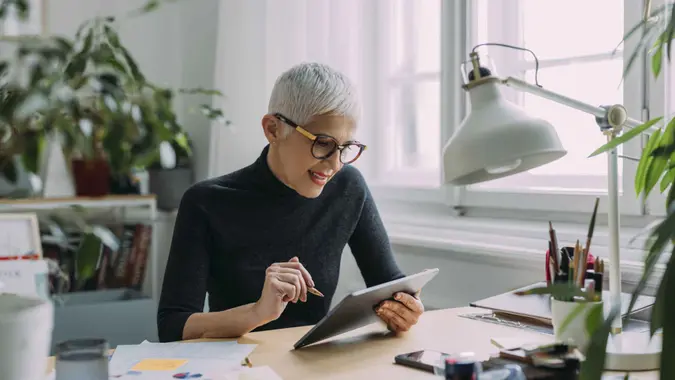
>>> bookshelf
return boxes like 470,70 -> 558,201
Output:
0,195 -> 162,348
0,195 -> 160,301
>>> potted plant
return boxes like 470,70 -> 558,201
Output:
0,0 -> 225,197
147,107 -> 229,210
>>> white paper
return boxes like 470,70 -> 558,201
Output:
108,341 -> 257,376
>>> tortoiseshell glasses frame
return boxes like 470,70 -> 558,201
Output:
274,113 -> 367,164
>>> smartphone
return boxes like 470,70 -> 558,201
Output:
394,349 -> 448,373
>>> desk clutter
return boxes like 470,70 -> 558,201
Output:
48,339 -> 282,380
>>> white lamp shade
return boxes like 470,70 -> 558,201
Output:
443,79 -> 567,185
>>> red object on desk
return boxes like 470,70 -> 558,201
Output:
0,253 -> 40,261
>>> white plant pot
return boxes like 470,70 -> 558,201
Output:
0,294 -> 54,380
551,297 -> 603,351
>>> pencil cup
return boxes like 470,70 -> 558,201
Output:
551,298 -> 603,352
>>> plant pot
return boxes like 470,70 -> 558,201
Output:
71,159 -> 110,197
148,165 -> 194,211
551,297 -> 603,352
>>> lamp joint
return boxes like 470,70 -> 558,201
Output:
595,104 -> 628,137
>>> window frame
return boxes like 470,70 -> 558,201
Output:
370,0 -> 650,218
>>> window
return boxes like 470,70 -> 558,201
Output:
458,0 -> 648,215
0,0 -> 44,36
371,0 -> 442,188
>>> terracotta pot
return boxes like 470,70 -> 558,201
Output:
71,159 -> 110,197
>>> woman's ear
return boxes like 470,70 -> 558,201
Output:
262,114 -> 284,144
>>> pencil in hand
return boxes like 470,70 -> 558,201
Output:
308,287 -> 324,297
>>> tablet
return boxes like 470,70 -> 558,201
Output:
293,268 -> 439,349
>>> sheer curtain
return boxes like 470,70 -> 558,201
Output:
209,0 -> 375,178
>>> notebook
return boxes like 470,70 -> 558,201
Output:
470,282 -> 655,324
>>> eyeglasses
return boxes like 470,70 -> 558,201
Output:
274,113 -> 367,164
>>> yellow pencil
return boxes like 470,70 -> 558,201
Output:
308,287 -> 324,297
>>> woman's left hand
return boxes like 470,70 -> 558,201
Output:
375,291 -> 424,333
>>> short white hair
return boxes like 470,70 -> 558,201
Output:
268,62 -> 360,134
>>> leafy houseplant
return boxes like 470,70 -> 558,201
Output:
518,3 -> 675,379
0,0 -> 225,197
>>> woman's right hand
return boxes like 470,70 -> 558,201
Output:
253,257 -> 315,324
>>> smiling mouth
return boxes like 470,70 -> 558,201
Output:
309,170 -> 331,186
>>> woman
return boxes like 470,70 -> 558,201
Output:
157,62 -> 424,342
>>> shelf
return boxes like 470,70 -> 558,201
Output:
0,195 -> 157,211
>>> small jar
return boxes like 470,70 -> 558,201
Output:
55,338 -> 109,380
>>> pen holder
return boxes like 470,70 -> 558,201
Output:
550,297 -> 603,352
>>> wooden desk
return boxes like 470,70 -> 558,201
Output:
47,307 -> 659,379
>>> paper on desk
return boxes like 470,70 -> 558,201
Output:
110,364 -> 281,379
109,341 -> 256,375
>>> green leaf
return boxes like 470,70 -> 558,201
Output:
668,180 -> 675,208
652,44 -> 663,77
120,46 -> 145,83
64,54 -> 87,79
19,131 -> 43,174
579,306 -> 621,380
645,118 -> 675,197
667,3 -> 675,60
52,36 -> 74,54
140,0 -> 160,13
584,302 -> 604,338
103,25 -> 121,48
0,158 -> 18,183
659,166 -> 675,193
650,254 -> 671,337
174,132 -> 190,151
625,221 -> 675,320
636,129 -> 662,196
589,117 -> 663,158
513,282 -> 589,302
75,231 -> 102,289
132,148 -> 160,169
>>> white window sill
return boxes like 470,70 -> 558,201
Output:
381,207 -> 665,290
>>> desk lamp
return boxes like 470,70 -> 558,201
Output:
443,46 -> 662,371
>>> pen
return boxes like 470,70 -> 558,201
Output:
548,221 -> 560,274
579,198 -> 599,286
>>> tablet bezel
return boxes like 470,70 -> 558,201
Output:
293,268 -> 440,349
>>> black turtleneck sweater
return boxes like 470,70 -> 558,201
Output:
157,145 -> 404,342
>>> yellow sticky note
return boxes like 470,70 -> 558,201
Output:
131,359 -> 188,371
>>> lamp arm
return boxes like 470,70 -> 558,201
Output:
502,77 -> 648,131
502,75 -> 635,334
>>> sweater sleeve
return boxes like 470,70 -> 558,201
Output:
347,171 -> 405,287
157,187 -> 211,342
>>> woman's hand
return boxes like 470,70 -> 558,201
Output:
375,291 -> 424,333
253,257 -> 314,324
